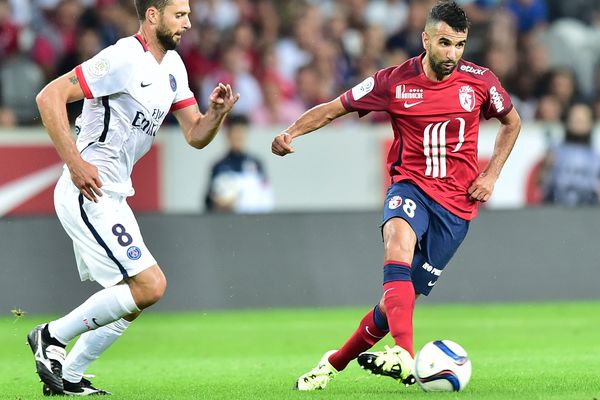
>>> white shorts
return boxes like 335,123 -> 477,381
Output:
54,172 -> 157,288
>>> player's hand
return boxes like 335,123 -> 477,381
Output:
467,171 -> 496,203
272,132 -> 295,156
68,158 -> 103,202
208,83 -> 240,115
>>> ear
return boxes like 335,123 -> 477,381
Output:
146,7 -> 159,24
422,31 -> 428,51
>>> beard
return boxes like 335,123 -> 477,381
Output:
156,21 -> 179,51
427,52 -> 457,79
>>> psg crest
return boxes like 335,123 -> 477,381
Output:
458,85 -> 475,112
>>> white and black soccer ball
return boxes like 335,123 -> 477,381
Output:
414,340 -> 472,392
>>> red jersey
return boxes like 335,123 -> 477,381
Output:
340,54 -> 513,220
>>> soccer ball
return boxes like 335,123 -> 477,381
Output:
414,340 -> 472,392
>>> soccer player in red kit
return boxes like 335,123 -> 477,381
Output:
272,1 -> 521,391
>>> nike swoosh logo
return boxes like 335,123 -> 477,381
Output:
365,326 -> 386,339
404,101 -> 423,108
427,281 -> 437,287
0,163 -> 63,217
141,82 -> 152,88
92,318 -> 101,327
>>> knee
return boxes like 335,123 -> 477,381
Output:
131,273 -> 167,309
382,222 -> 416,262
146,275 -> 167,306
384,240 -> 414,261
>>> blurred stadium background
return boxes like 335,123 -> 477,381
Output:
2,0 -> 600,398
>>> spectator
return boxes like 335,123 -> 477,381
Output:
57,27 -> 101,122
204,115 -> 273,213
505,0 -> 548,37
80,0 -> 123,47
0,0 -> 19,59
535,94 -> 563,125
364,0 -> 409,36
294,64 -> 327,109
275,6 -> 321,82
385,0 -> 432,58
230,21 -> 259,74
0,106 -> 17,127
31,0 -> 83,81
250,76 -> 304,126
181,24 -> 220,94
193,0 -> 241,31
0,0 -> 598,129
538,103 -> 600,206
540,68 -> 581,117
200,44 -> 262,118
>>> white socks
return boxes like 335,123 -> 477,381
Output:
62,318 -> 130,383
48,284 -> 139,345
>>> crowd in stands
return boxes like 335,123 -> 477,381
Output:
2,0 -> 600,206
1,0 -> 600,127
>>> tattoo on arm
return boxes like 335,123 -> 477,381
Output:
69,76 -> 79,85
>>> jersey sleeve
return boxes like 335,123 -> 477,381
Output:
340,67 -> 393,117
170,55 -> 197,112
75,42 -> 134,99
481,71 -> 513,120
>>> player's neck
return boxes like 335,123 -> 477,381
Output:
137,28 -> 167,63
421,56 -> 452,83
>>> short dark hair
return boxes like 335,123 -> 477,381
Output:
426,1 -> 470,33
134,0 -> 171,21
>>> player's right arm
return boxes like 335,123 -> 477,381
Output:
36,69 -> 103,202
271,98 -> 348,156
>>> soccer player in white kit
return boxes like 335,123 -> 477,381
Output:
27,0 -> 239,395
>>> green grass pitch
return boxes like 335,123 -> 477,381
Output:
1,301 -> 599,399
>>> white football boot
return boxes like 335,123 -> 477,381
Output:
357,345 -> 416,386
294,350 -> 338,391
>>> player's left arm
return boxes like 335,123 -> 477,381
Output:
173,83 -> 240,149
468,107 -> 521,202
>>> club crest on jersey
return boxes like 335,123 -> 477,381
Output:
458,85 -> 475,112
169,74 -> 177,92
127,246 -> 142,260
388,195 -> 403,210
88,58 -> 110,78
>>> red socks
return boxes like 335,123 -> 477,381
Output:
328,261 -> 416,371
328,308 -> 387,371
383,279 -> 415,356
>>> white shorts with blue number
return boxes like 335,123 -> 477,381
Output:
54,171 -> 157,288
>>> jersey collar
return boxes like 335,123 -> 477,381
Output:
134,33 -> 149,52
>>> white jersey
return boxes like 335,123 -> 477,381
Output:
74,34 -> 196,196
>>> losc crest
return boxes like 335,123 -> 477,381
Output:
458,85 -> 475,112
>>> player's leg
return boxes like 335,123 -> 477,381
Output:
52,311 -> 141,396
361,195 -> 470,385
328,304 -> 390,370
409,200 -> 469,298
295,304 -> 390,391
380,217 -> 418,355
357,182 -> 430,384
27,283 -> 141,393
39,267 -> 165,393
41,265 -> 165,351
56,264 -> 166,388
28,179 -> 163,393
